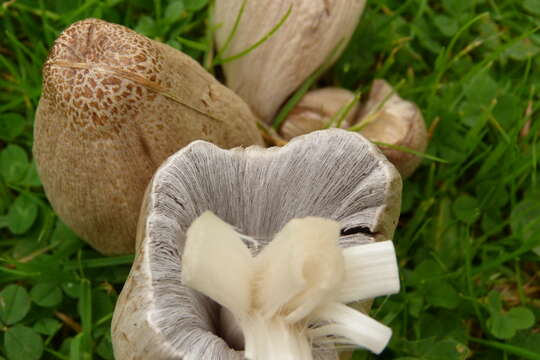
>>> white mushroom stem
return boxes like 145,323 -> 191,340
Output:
339,241 -> 400,303
182,212 -> 400,359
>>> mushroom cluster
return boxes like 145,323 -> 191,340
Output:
32,1 -> 427,358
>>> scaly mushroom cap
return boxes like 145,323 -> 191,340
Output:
355,79 -> 428,177
214,0 -> 366,122
34,18 -> 264,255
112,129 -> 401,359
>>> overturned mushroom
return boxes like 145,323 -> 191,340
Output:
34,18 -> 263,255
112,129 -> 402,359
279,81 -> 428,177
214,0 -> 366,122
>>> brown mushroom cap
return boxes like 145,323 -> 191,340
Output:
280,87 -> 359,140
34,18 -> 264,255
278,82 -> 428,178
355,79 -> 428,177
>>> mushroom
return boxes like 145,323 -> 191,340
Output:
111,129 -> 402,359
33,18 -> 264,255
214,0 -> 367,122
280,87 -> 359,140
279,81 -> 428,177
353,79 -> 428,177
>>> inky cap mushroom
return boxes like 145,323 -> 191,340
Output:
34,18 -> 264,255
112,129 -> 402,359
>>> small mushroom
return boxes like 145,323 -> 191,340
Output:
214,0 -> 367,122
34,18 -> 264,255
112,129 -> 402,359
354,79 -> 428,177
280,87 -> 359,140
279,82 -> 428,177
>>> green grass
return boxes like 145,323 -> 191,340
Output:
0,0 -> 539,359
